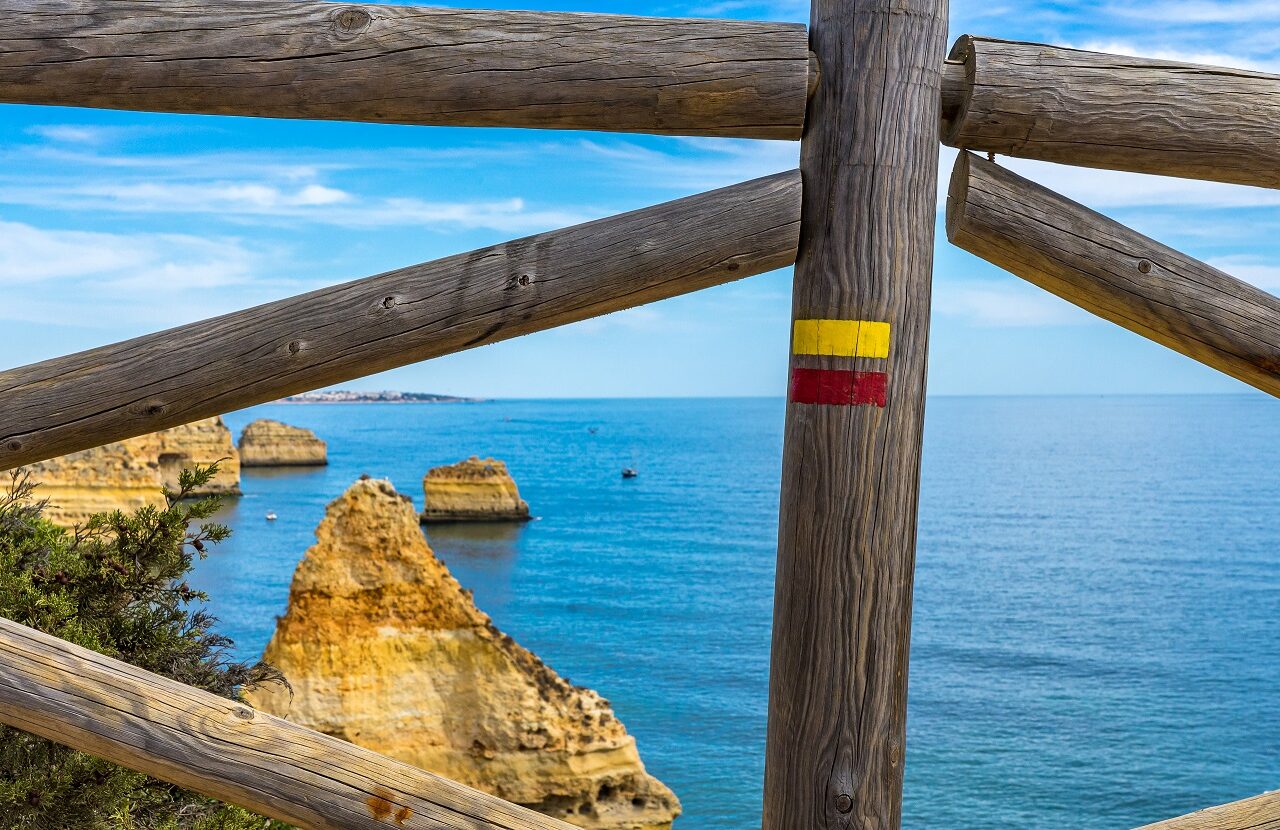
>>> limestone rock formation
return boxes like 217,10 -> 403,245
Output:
421,457 -> 531,523
238,419 -> 328,467
18,435 -> 168,528
20,417 -> 241,527
246,479 -> 679,830
155,417 -> 241,496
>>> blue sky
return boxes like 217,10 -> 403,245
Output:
3,0 -> 1278,398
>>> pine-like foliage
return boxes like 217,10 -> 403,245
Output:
0,464 -> 292,830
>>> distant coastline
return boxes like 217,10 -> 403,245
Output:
274,390 -> 483,404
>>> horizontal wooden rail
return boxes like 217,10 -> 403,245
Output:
0,615 -> 573,830
0,0 -> 812,139
1136,790 -> 1280,830
947,153 -> 1280,396
0,171 -> 802,470
940,36 -> 1280,188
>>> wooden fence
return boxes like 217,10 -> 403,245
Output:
0,2 -> 1276,829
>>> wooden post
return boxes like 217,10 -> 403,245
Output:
763,0 -> 946,828
948,153 -> 1280,397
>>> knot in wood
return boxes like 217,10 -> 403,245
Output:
287,340 -> 303,355
332,7 -> 371,38
1137,259 -> 1153,274
835,794 -> 853,814
518,274 -> 533,287
5,440 -> 20,453
234,707 -> 254,721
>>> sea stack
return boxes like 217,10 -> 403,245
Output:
155,416 -> 241,496
238,419 -> 328,467
246,479 -> 679,830
17,436 -> 168,528
421,457 -> 531,523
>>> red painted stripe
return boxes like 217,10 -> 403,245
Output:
790,368 -> 887,407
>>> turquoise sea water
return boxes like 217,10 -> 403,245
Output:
192,396 -> 1279,830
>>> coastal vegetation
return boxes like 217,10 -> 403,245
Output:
0,465 -> 288,829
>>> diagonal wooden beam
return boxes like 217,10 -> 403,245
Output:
0,0 -> 813,139
0,171 -> 802,471
947,152 -> 1280,397
940,36 -> 1280,189
1135,791 -> 1280,830
0,614 -> 575,830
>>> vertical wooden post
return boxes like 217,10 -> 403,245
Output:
763,0 -> 947,828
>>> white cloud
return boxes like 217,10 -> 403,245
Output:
1207,256 -> 1280,291
1075,38 -> 1280,73
0,180 -> 590,234
26,125 -> 114,145
939,147 -> 1280,211
933,279 -> 1098,327
577,137 -> 799,191
0,218 -> 274,328
1104,1 -> 1280,24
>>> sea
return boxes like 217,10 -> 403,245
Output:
191,395 -> 1279,830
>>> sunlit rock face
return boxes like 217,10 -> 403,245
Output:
156,417 -> 241,496
246,479 -> 679,830
421,457 -> 531,523
19,417 -> 240,527
238,419 -> 328,467
18,435 -> 168,528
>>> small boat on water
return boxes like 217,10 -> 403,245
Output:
265,511 -> 278,521
621,468 -> 638,479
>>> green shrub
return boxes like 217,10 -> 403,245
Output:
0,464 -> 290,830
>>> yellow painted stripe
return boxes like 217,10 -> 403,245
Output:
792,319 -> 891,358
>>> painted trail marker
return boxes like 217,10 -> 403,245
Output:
789,319 -> 892,407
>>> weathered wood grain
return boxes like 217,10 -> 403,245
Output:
763,0 -> 946,828
0,172 -> 802,470
1135,791 -> 1280,830
941,36 -> 1280,188
0,615 -> 575,830
0,0 -> 812,139
948,152 -> 1280,396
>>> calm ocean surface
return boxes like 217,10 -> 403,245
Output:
192,396 -> 1279,830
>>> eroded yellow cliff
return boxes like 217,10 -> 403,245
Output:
156,417 -> 241,496
246,479 -> 678,830
19,435 -> 168,528
20,417 -> 240,527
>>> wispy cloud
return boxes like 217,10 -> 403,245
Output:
0,179 -> 593,234
938,147 -> 1280,213
1075,38 -> 1280,72
1207,256 -> 1280,291
1104,1 -> 1280,24
577,137 -> 799,191
0,218 -> 286,328
933,278 -> 1098,327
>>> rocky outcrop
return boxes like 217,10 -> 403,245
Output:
155,417 -> 241,496
21,417 -> 241,527
421,457 -> 530,523
18,435 -> 168,528
246,479 -> 678,830
238,419 -> 328,467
